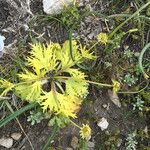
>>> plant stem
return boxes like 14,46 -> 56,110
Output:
69,119 -> 81,129
69,30 -> 89,70
108,14 -> 150,21
69,30 -> 96,70
118,81 -> 149,94
109,1 -> 150,38
42,123 -> 58,150
54,76 -> 112,87
88,41 -> 99,51
138,43 -> 150,79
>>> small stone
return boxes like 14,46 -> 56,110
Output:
123,45 -> 129,50
11,133 -> 22,141
70,136 -> 78,149
88,141 -> 95,148
102,103 -> 110,110
97,117 -> 109,131
102,104 -> 107,108
134,52 -> 140,57
0,137 -> 13,148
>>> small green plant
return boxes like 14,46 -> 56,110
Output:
27,111 -> 44,125
134,64 -> 142,76
123,50 -> 134,58
48,116 -> 70,128
123,73 -> 138,86
60,3 -> 80,29
132,95 -> 144,111
104,130 -> 121,149
78,138 -> 89,150
125,131 -> 138,150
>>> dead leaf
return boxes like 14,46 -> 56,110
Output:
108,90 -> 121,108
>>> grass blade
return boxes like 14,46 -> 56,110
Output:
0,102 -> 37,128
42,123 -> 58,150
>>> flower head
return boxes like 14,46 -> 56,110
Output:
80,124 -> 91,139
112,80 -> 120,93
97,33 -> 108,45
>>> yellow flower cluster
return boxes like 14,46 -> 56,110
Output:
97,33 -> 108,45
80,124 -> 91,139
112,80 -> 120,93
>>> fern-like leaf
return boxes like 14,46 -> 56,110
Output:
15,81 -> 42,102
27,42 -> 59,75
40,90 -> 81,118
0,79 -> 14,96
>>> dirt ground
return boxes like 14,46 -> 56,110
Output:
0,0 -> 149,150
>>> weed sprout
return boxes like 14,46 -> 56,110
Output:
123,73 -> 138,86
27,111 -> 44,125
132,95 -> 144,111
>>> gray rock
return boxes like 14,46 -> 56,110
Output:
43,0 -> 74,15
97,117 -> 109,131
11,133 -> 22,141
0,137 -> 13,148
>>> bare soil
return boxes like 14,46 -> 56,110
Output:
0,0 -> 149,150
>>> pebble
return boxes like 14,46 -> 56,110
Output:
0,137 -> 13,149
11,133 -> 22,141
102,103 -> 110,110
97,117 -> 109,131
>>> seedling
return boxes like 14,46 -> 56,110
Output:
132,95 -> 144,111
27,111 -> 44,125
123,73 -> 138,86
123,50 -> 134,58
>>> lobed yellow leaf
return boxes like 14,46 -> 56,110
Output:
15,81 -> 42,102
40,90 -> 81,118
